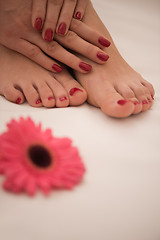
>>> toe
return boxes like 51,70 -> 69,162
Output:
53,68 -> 87,106
141,79 -> 155,99
22,84 -> 42,107
2,85 -> 25,105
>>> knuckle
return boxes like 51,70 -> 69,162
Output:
47,41 -> 59,52
50,0 -> 63,6
65,31 -> 77,42
27,46 -> 40,59
86,44 -> 95,56
71,19 -> 82,32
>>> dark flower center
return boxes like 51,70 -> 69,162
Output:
28,145 -> 52,168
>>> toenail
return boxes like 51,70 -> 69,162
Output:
117,99 -> 128,105
59,96 -> 67,102
147,98 -> 152,103
48,97 -> 54,101
69,87 -> 83,96
75,11 -> 81,20
44,29 -> 53,42
52,64 -> 63,73
142,100 -> 148,104
79,62 -> 92,72
57,22 -> 66,35
36,99 -> 42,104
151,95 -> 154,100
133,101 -> 139,105
16,97 -> 21,104
98,37 -> 111,47
97,52 -> 109,61
34,18 -> 42,31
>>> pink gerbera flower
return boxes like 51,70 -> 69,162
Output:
0,117 -> 85,196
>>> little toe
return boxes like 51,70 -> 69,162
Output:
141,80 -> 155,99
2,85 -> 25,105
53,69 -> 87,106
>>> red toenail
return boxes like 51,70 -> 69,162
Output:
36,99 -> 42,104
79,62 -> 92,72
16,97 -> 21,104
133,101 -> 139,105
117,99 -> 128,105
151,95 -> 154,100
147,98 -> 152,103
97,52 -> 109,61
44,29 -> 53,42
34,18 -> 42,31
142,100 -> 148,104
98,37 -> 111,47
48,97 -> 54,101
75,11 -> 81,20
52,64 -> 63,73
59,96 -> 67,101
69,88 -> 83,96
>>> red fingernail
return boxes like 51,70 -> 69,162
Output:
69,87 -> 83,96
79,62 -> 92,72
16,97 -> 21,104
52,64 -> 63,73
44,29 -> 53,42
117,99 -> 128,105
34,18 -> 42,31
97,52 -> 109,61
48,97 -> 54,101
59,96 -> 67,101
142,100 -> 148,104
75,11 -> 81,20
36,99 -> 42,104
98,37 -> 111,47
58,22 -> 66,35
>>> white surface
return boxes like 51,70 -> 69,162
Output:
0,0 -> 160,240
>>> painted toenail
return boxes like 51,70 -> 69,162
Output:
44,29 -> 53,42
69,88 -> 83,96
133,101 -> 139,105
151,95 -> 154,100
147,98 -> 152,103
52,64 -> 63,73
117,99 -> 128,105
79,62 -> 92,72
142,100 -> 148,104
48,97 -> 54,101
57,22 -> 66,35
36,99 -> 42,104
59,96 -> 67,102
75,11 -> 81,20
34,18 -> 42,31
97,52 -> 109,62
16,97 -> 21,104
98,37 -> 111,47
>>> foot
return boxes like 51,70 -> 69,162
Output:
74,1 -> 155,118
0,44 -> 87,108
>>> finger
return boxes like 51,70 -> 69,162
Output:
31,37 -> 92,73
42,0 -> 63,42
14,39 -> 63,73
74,0 -> 87,20
55,31 -> 109,64
32,0 -> 47,31
56,0 -> 77,36
70,19 -> 111,48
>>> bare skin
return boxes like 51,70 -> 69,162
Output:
74,1 -> 155,118
0,44 -> 87,107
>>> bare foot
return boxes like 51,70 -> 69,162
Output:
74,1 -> 155,118
0,44 -> 87,107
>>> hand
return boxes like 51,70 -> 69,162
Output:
32,0 -> 88,41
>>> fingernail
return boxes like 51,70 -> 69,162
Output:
36,99 -> 42,104
52,64 -> 63,73
58,22 -> 66,35
117,99 -> 128,105
75,11 -> 81,20
97,52 -> 109,61
98,37 -> 111,47
69,87 -> 83,96
34,18 -> 42,31
59,96 -> 67,101
16,97 -> 21,104
142,100 -> 148,104
48,97 -> 54,101
44,29 -> 53,42
79,62 -> 92,72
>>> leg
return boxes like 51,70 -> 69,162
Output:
74,1 -> 155,118
0,44 -> 87,108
